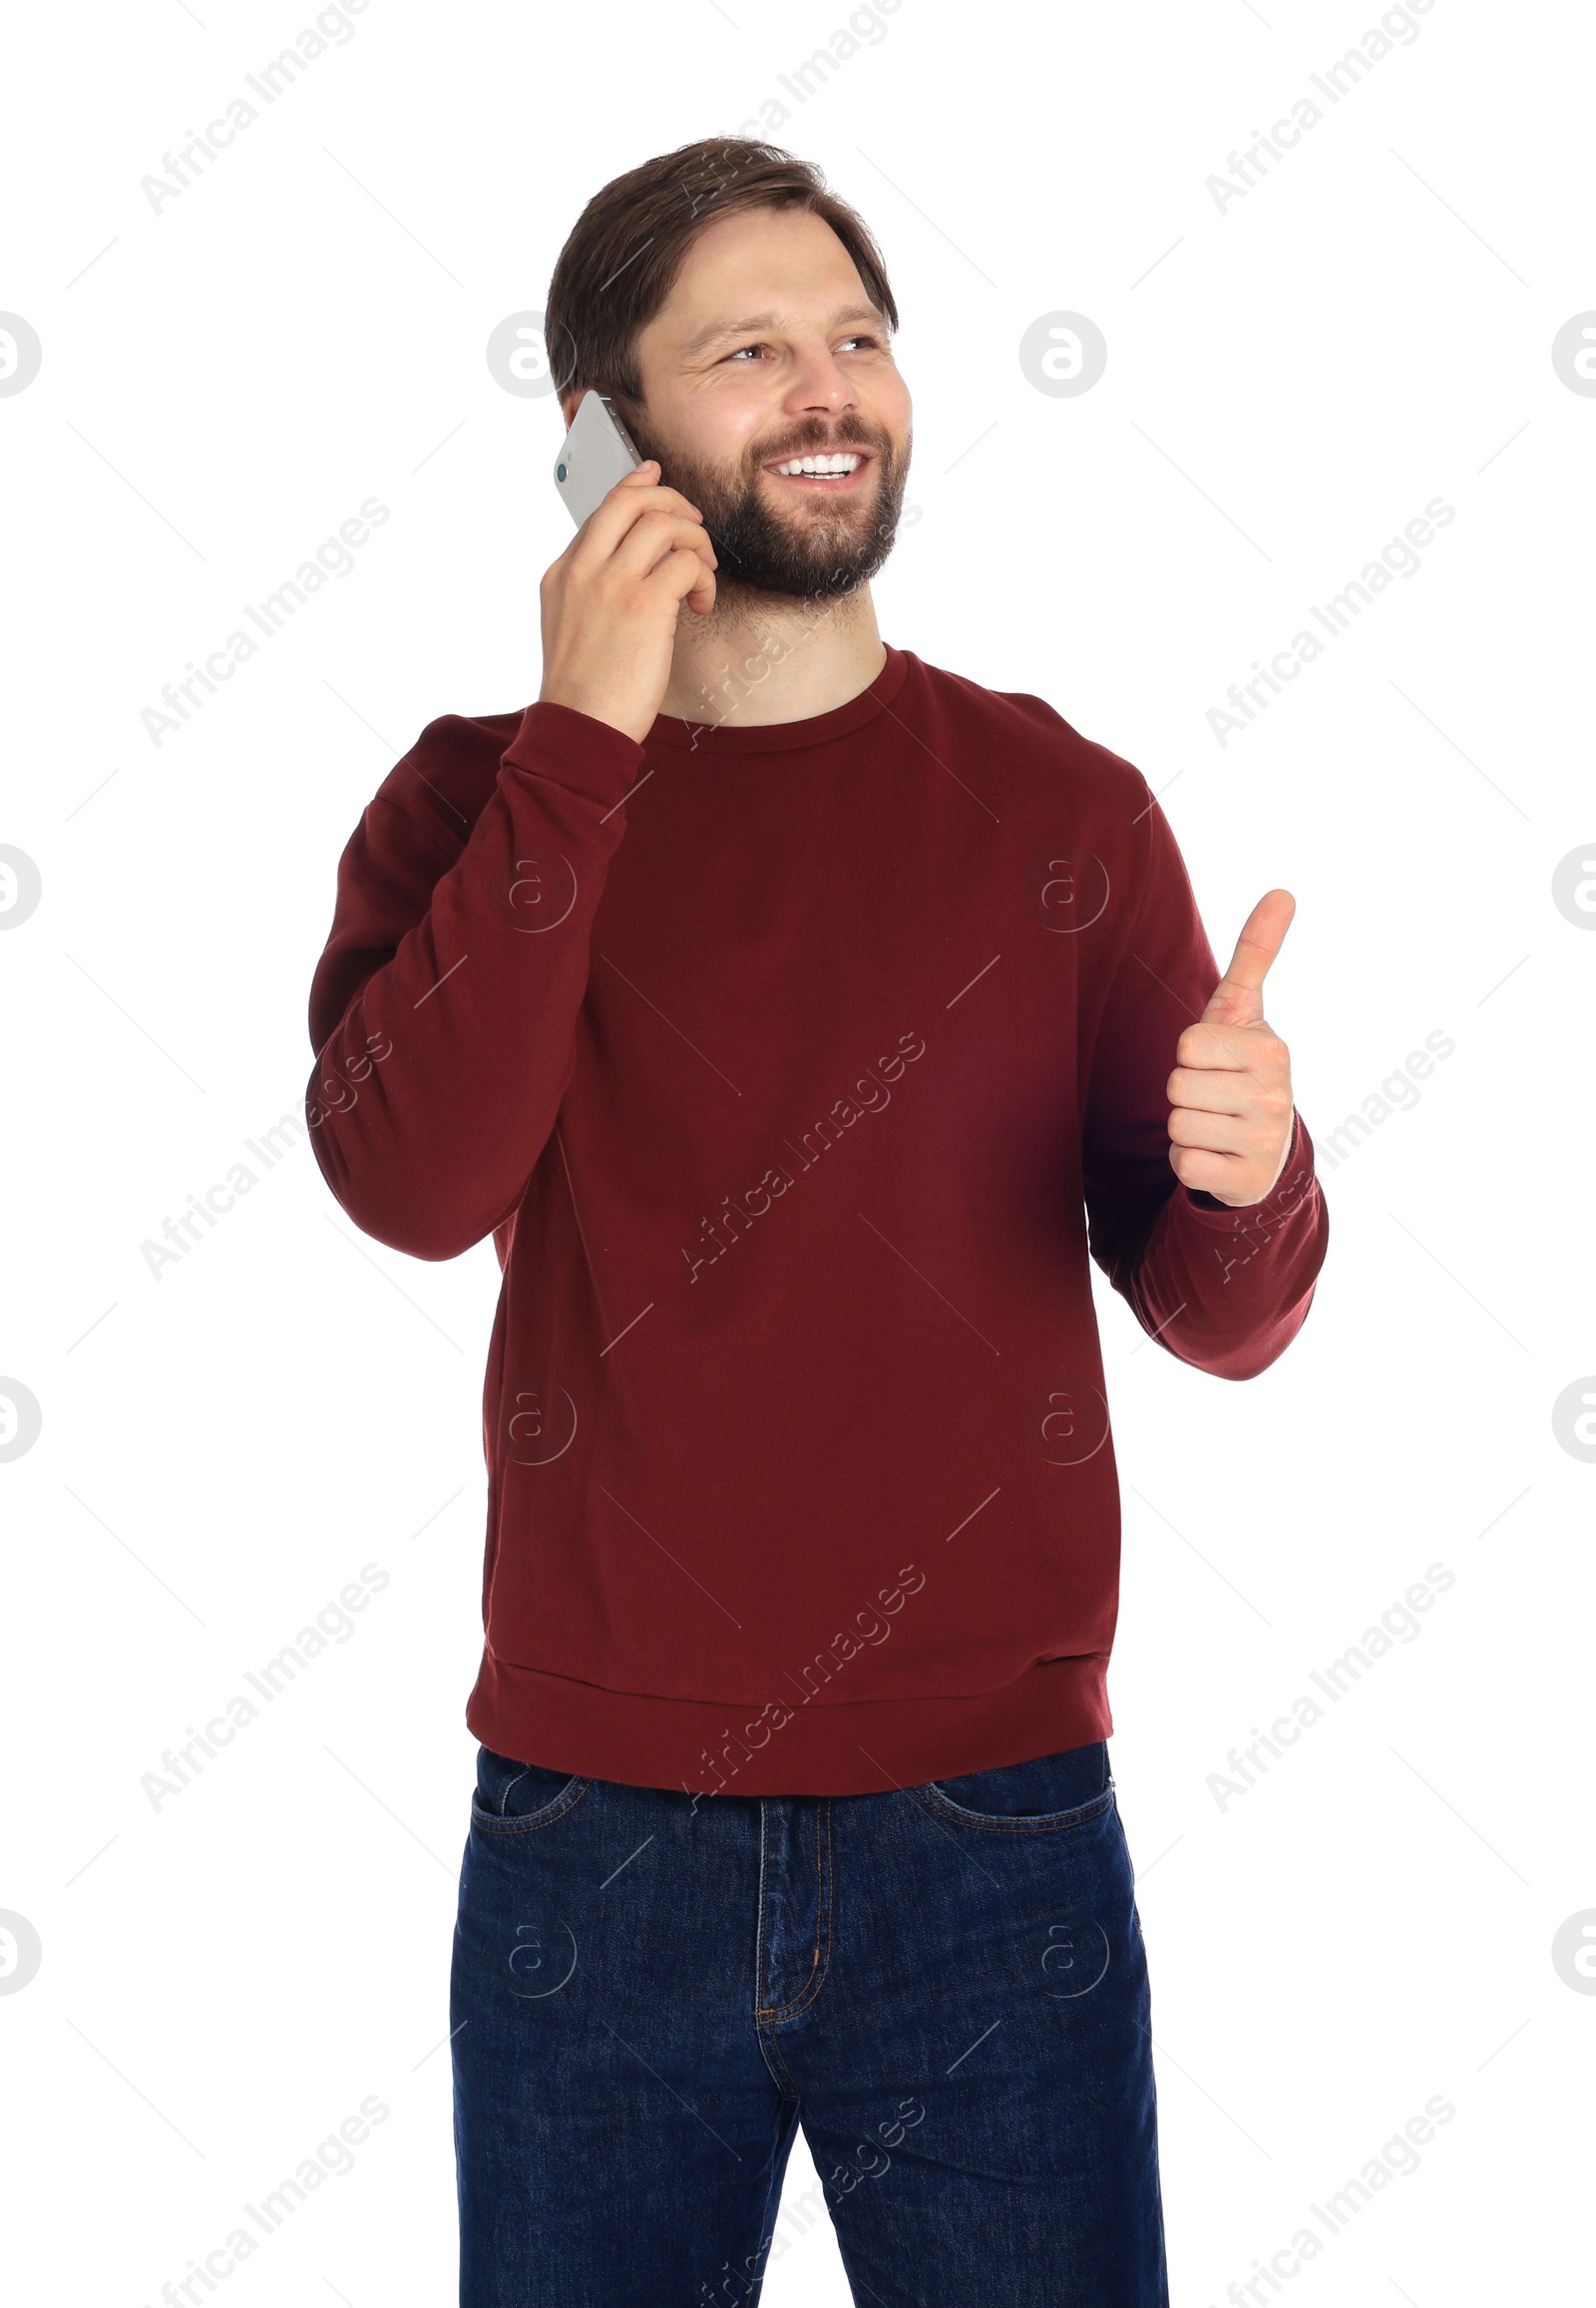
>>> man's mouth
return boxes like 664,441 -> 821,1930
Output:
761,450 -> 874,492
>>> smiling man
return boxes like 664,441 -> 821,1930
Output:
306,138 -> 1328,2308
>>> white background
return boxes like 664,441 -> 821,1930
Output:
2,0 -> 1591,2300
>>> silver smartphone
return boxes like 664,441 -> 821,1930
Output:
553,389 -> 646,527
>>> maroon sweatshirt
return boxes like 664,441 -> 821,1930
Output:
305,644 -> 1328,1796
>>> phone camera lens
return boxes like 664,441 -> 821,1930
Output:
557,463 -> 568,483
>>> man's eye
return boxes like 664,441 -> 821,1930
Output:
725,334 -> 884,361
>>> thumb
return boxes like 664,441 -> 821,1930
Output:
1200,888 -> 1295,1026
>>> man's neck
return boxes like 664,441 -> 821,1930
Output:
656,582 -> 887,733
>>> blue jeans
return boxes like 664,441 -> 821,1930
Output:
451,1737 -> 1167,2305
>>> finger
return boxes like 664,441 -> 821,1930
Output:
683,569 -> 716,616
613,464 -> 704,522
649,541 -> 718,616
1167,1108 -> 1252,1156
627,528 -> 720,618
617,464 -> 703,520
1200,888 -> 1295,1026
1165,1065 -> 1250,1116
609,512 -> 718,584
1173,1018 -> 1279,1074
577,466 -> 705,553
1168,1142 -> 1244,1197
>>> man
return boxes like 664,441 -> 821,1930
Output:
306,138 -> 1328,2308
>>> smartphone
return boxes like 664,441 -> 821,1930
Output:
553,389 -> 646,527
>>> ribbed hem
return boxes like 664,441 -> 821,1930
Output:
464,1647 -> 1112,1797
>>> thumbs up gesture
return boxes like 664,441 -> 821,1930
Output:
1166,890 -> 1298,1208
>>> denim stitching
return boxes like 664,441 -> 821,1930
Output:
751,1804 -> 804,2098
911,1785 -> 1115,1835
760,2027 -> 804,2103
756,1799 -> 833,2023
753,1798 -> 775,2018
470,1777 -> 593,1834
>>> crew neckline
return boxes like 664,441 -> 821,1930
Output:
644,642 -> 911,753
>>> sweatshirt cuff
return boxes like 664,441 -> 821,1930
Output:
1175,1107 -> 1320,1230
502,699 -> 647,809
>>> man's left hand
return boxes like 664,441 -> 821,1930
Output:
1165,889 -> 1298,1209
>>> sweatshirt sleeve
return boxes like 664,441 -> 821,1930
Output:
1079,775 -> 1329,1380
304,700 -> 645,1261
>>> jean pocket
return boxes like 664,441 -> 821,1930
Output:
918,1738 -> 1113,1832
470,1743 -> 592,1834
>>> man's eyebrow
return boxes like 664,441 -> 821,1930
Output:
676,303 -> 888,361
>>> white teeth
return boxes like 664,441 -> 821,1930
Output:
774,453 -> 862,476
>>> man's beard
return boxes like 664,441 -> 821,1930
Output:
618,412 -> 910,601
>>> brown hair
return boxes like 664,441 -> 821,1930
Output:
544,138 -> 899,418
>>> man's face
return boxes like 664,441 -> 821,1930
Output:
568,203 -> 913,601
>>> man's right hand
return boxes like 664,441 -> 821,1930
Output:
537,461 -> 718,745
